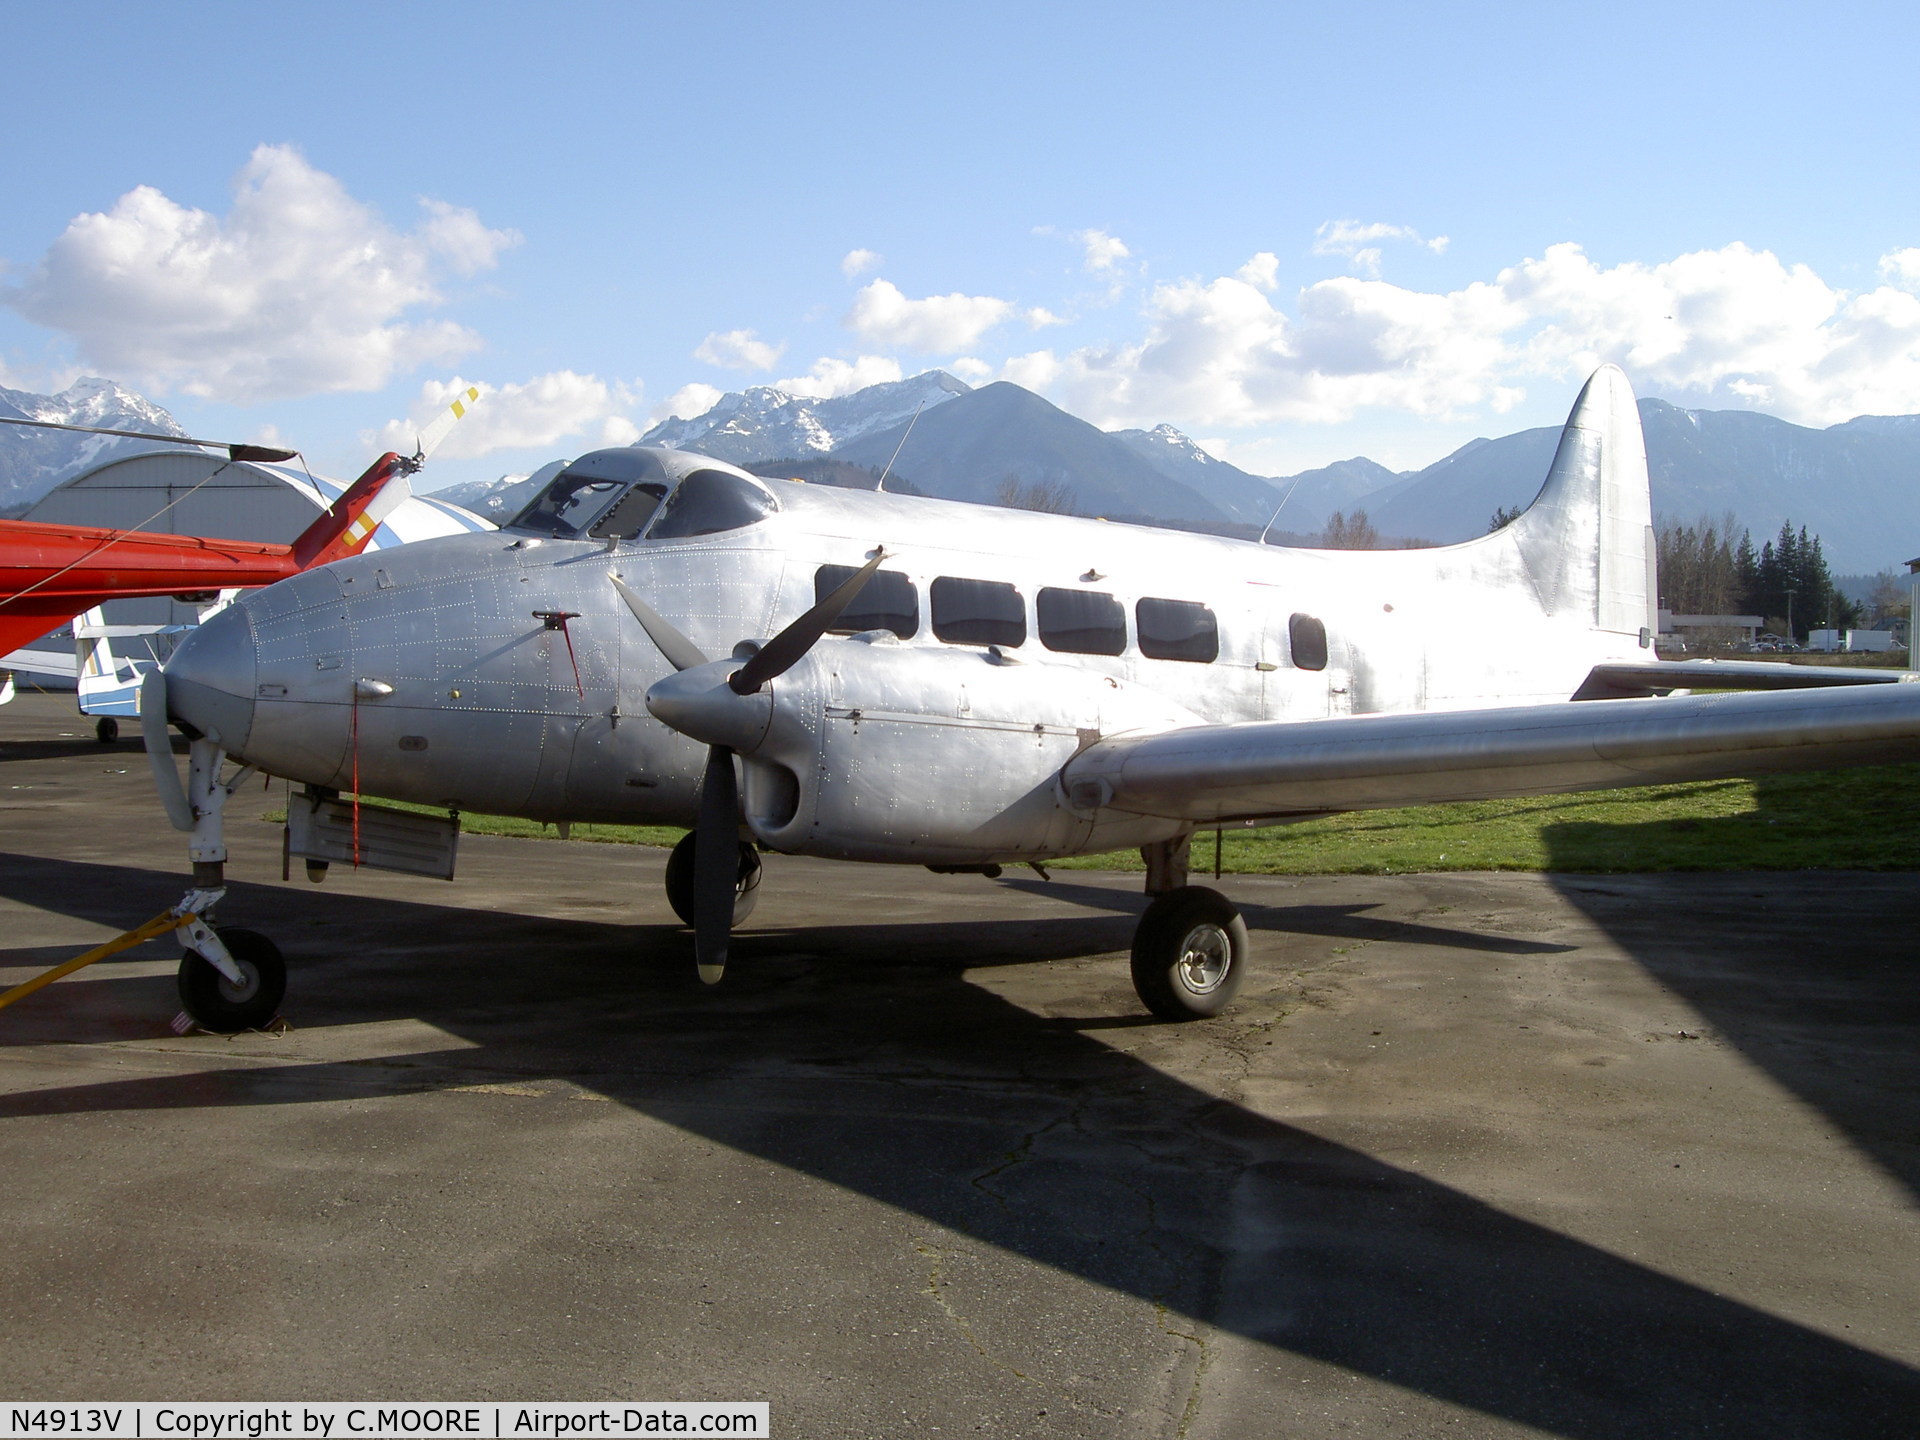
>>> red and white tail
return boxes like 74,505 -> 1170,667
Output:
287,383 -> 481,568
290,454 -> 413,568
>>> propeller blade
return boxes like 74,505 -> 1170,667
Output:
693,744 -> 740,984
412,385 -> 483,462
610,576 -> 711,672
0,415 -> 297,463
139,669 -> 193,833
730,550 -> 885,695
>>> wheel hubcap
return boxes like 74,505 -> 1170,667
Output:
217,961 -> 261,1004
1175,924 -> 1232,994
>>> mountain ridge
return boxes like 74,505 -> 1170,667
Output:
0,379 -> 197,515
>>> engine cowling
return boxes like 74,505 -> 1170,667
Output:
651,632 -> 1203,864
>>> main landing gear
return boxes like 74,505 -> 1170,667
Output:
663,831 -> 763,929
1130,835 -> 1247,1020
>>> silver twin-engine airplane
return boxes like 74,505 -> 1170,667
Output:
145,365 -> 1920,1030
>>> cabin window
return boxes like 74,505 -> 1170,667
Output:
815,564 -> 919,639
1037,587 -> 1126,656
1289,613 -> 1328,671
931,576 -> 1026,647
647,469 -> 779,539
1136,597 -> 1218,663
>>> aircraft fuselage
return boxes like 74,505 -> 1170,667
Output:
166,456 -> 1644,866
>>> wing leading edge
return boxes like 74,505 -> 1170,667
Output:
1061,682 -> 1920,824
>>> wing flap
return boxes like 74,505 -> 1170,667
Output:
1063,685 -> 1920,823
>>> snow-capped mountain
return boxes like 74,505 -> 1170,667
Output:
0,379 -> 198,514
1108,423 -> 1288,525
641,370 -> 970,463
431,460 -> 565,522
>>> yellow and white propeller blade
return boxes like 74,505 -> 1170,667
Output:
412,385 -> 482,463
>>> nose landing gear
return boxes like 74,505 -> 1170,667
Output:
178,926 -> 287,1033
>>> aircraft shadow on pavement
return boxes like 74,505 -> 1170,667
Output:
1543,797 -> 1920,1210
995,874 -> 1577,957
2,849 -> 1916,1438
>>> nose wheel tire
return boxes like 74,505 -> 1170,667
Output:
663,832 -> 762,930
1130,886 -> 1248,1021
177,926 -> 286,1033
94,717 -> 119,744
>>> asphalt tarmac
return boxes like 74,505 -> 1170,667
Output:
1,691 -> 1916,1439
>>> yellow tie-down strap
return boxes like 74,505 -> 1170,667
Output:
0,909 -> 192,1014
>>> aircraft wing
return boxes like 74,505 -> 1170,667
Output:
1060,682 -> 1920,824
0,644 -> 78,678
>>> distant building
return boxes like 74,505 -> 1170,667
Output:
1657,610 -> 1765,645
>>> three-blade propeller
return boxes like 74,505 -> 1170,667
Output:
610,551 -> 885,982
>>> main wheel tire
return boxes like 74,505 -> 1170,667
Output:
1130,886 -> 1248,1021
663,833 -> 763,929
95,716 -> 119,744
177,927 -> 286,1033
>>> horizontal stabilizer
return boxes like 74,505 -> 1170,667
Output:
1575,659 -> 1920,699
1062,684 -> 1920,824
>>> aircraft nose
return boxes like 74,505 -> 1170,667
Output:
164,601 -> 258,753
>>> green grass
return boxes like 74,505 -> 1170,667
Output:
1056,763 -> 1920,874
264,798 -> 686,849
266,761 -> 1920,874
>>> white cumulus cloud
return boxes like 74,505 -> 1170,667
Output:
992,240 -> 1920,433
652,382 -> 724,425
2,144 -> 521,404
694,328 -> 785,371
370,371 -> 637,461
1311,220 -> 1449,278
844,280 -> 1013,353
1236,252 -> 1280,293
841,248 -> 883,279
774,354 -> 903,398
1076,229 -> 1131,272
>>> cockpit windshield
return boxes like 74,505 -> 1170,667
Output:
503,451 -> 778,541
505,449 -> 674,539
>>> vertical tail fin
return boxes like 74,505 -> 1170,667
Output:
1505,364 -> 1656,641
289,454 -> 413,568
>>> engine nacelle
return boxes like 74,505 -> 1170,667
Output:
734,633 -> 1202,864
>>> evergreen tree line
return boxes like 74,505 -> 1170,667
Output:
1656,515 -> 1861,639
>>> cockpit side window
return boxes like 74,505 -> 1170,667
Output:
508,477 -> 625,538
647,469 -> 780,540
588,484 -> 667,539
505,448 -> 675,538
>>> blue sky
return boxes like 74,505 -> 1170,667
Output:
3,1 -> 1918,489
